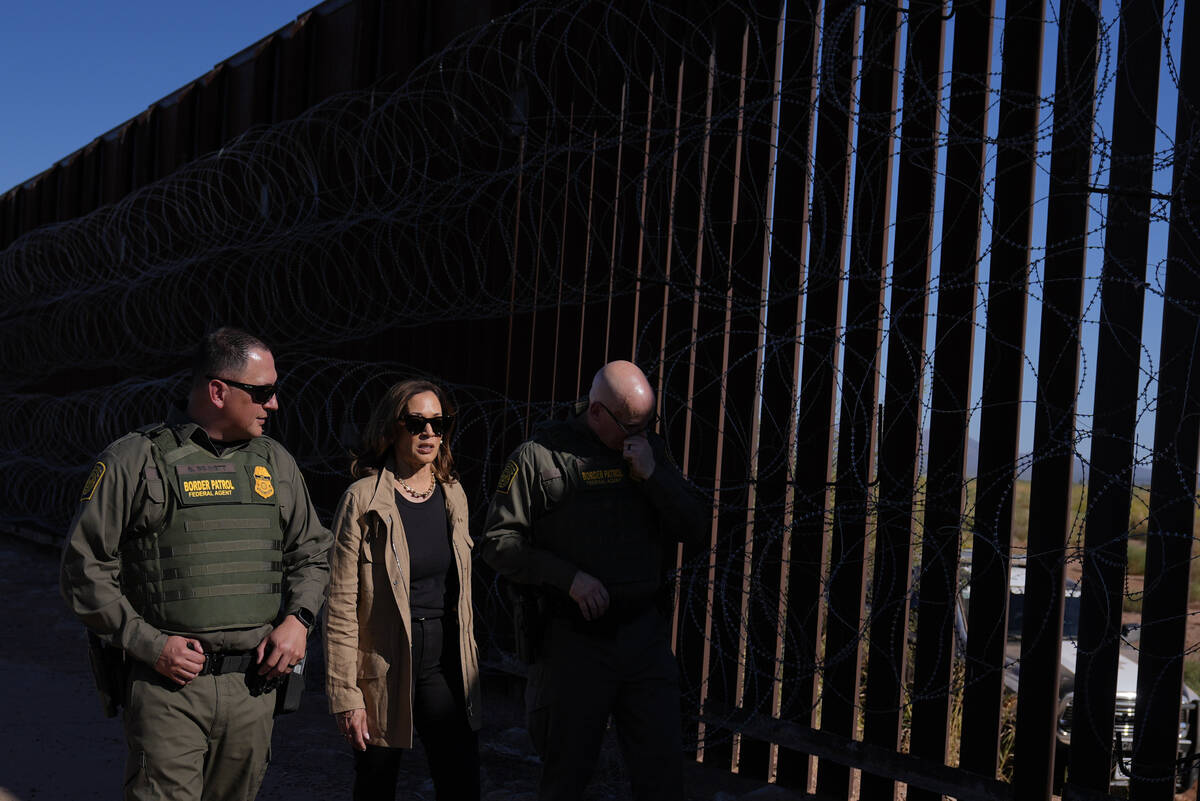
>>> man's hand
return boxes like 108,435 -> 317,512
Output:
155,635 -> 206,686
623,435 -> 656,480
255,614 -> 308,679
336,708 -> 371,751
569,571 -> 610,621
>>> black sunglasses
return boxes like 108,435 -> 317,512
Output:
598,402 -> 657,437
208,375 -> 278,405
398,413 -> 455,437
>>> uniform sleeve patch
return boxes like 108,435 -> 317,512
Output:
495,460 -> 519,494
80,462 -> 106,502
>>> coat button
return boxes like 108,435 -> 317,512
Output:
393,580 -> 398,586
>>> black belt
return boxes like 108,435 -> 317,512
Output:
197,651 -> 257,676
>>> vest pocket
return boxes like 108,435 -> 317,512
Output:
143,466 -> 164,504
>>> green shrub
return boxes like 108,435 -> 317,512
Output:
1184,661 -> 1200,694
1127,540 -> 1147,576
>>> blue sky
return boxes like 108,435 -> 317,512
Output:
998,0 -> 1179,466
0,0 -> 319,194
874,0 -> 1182,467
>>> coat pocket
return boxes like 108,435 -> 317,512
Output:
356,652 -> 389,735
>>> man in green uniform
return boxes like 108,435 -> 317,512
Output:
481,360 -> 708,801
60,327 -> 331,801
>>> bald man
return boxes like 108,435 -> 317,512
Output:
481,360 -> 707,800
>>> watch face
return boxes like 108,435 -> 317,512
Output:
295,609 -> 315,628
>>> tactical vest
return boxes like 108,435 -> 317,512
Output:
533,422 -> 664,610
119,426 -> 285,633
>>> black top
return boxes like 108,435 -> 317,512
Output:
394,483 -> 451,620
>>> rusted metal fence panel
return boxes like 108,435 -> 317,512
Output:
1068,0 -> 1164,793
958,0 -> 1044,781
816,0 -> 899,795
311,0 -> 360,100
660,56 -> 707,747
1011,0 -> 1099,795
223,43 -> 275,141
774,0 -> 857,787
683,35 -> 739,766
155,87 -> 194,182
671,44 -> 721,762
31,166 -> 56,230
276,22 -> 314,122
860,2 -> 944,799
707,12 -> 778,775
55,155 -> 81,222
1132,1 -> 1200,796
0,192 -> 12,249
595,13 -> 641,368
907,2 -> 993,798
194,70 -> 226,158
128,111 -> 155,190
733,0 -> 817,783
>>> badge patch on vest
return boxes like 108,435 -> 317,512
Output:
183,476 -> 237,498
581,467 -> 625,486
253,465 -> 275,499
496,460 -> 518,494
80,462 -> 105,501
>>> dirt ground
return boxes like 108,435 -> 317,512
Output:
0,534 -> 789,801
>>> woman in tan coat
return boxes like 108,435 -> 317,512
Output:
325,379 -> 482,800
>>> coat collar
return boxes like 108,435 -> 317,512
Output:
363,459 -> 399,519
361,458 -> 464,522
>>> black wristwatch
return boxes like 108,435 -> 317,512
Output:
292,607 -> 316,629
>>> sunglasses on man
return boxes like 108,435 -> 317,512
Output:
208,375 -> 278,405
398,413 -> 455,437
597,402 -> 657,437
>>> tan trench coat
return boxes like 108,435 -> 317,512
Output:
324,462 -> 482,748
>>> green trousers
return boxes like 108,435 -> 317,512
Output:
122,661 -> 275,801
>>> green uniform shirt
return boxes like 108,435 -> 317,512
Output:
60,408 -> 332,666
481,405 -> 708,602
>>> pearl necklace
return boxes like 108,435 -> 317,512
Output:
396,474 -> 436,499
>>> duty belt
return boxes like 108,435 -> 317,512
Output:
197,651 -> 257,676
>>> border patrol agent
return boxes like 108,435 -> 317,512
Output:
60,328 -> 331,801
481,360 -> 708,801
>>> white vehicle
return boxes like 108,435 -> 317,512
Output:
958,558 -> 1200,792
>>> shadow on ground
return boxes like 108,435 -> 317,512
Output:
0,534 -> 796,801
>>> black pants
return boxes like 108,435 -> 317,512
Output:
353,617 -> 479,801
526,609 -> 684,801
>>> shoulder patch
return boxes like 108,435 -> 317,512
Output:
80,462 -> 106,502
495,460 -> 519,495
